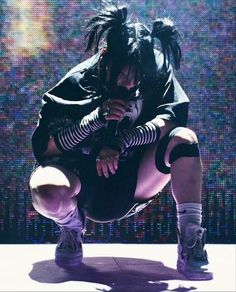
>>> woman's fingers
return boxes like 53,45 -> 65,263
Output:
96,159 -> 109,178
96,159 -> 111,178
101,159 -> 109,178
96,155 -> 119,178
106,157 -> 116,175
96,157 -> 103,177
104,99 -> 127,121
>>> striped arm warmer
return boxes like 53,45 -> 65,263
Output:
54,107 -> 106,151
109,120 -> 161,153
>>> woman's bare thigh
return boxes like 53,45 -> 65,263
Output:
133,143 -> 170,201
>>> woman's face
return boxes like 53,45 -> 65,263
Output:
116,64 -> 138,90
106,62 -> 138,91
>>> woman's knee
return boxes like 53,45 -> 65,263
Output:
30,165 -> 81,194
29,165 -> 81,217
30,164 -> 80,190
165,127 -> 200,166
170,127 -> 198,145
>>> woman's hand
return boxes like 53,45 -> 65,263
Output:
96,147 -> 120,178
101,99 -> 127,121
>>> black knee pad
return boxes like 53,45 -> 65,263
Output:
155,134 -> 172,174
155,127 -> 200,174
169,143 -> 200,164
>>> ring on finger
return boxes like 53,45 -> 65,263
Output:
107,105 -> 111,113
107,100 -> 112,111
103,107 -> 110,116
104,106 -> 111,116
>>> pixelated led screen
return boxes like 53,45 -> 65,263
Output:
0,0 -> 235,243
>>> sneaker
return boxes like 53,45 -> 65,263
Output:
177,223 -> 213,280
55,209 -> 86,269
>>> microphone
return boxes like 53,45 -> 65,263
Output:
103,87 -> 130,146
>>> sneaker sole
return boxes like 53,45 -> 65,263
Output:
177,261 -> 213,280
55,253 -> 83,269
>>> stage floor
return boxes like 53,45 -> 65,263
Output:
0,244 -> 235,292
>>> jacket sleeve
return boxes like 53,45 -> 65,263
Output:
153,51 -> 190,127
31,63 -> 103,163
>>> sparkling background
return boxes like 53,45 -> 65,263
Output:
0,0 -> 235,243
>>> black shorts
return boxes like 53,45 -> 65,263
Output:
33,150 -> 154,223
31,127 -> 179,223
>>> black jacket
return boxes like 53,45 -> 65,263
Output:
32,50 -> 189,162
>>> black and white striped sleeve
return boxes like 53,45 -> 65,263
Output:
54,107 -> 106,151
110,119 -> 161,153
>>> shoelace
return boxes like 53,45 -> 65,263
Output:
58,228 -> 81,252
191,238 -> 207,261
182,227 -> 208,262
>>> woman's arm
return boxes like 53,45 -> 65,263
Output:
41,107 -> 106,158
107,118 -> 176,154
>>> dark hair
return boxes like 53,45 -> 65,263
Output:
85,1 -> 181,94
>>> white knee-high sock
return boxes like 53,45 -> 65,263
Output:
55,207 -> 84,229
177,203 -> 202,235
